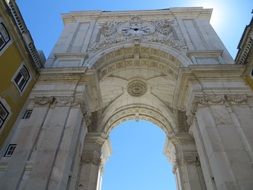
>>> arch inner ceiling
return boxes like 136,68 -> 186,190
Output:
93,45 -> 185,136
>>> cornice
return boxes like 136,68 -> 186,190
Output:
236,37 -> 253,65
173,64 -> 246,111
187,50 -> 223,57
54,52 -> 88,59
235,16 -> 253,65
5,0 -> 43,68
37,67 -> 95,82
62,7 -> 212,24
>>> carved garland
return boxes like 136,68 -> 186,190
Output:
33,96 -> 84,107
187,94 -> 250,125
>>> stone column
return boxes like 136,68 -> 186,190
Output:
78,133 -> 111,190
188,94 -> 253,190
164,134 -> 206,190
189,119 -> 217,190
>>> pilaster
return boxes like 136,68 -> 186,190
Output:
165,133 -> 206,190
188,93 -> 253,190
0,96 -> 87,190
78,133 -> 111,190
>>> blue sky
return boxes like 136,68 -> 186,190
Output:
103,120 -> 176,190
16,1 -> 252,190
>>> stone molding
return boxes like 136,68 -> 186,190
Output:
165,134 -> 199,172
186,93 -> 252,125
33,96 -> 84,107
86,42 -> 192,68
95,46 -> 181,80
236,33 -> 253,65
101,104 -> 174,136
62,8 -> 212,25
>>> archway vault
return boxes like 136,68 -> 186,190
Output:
86,44 -> 188,138
86,42 -> 192,69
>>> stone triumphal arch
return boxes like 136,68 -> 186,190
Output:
1,7 -> 253,190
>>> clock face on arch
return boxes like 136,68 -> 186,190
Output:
119,21 -> 155,37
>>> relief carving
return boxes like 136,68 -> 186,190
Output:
187,94 -> 251,125
100,21 -> 117,37
55,96 -> 74,106
224,94 -> 248,104
154,20 -> 175,35
33,96 -> 83,107
34,96 -> 56,106
89,17 -> 186,52
127,79 -> 147,97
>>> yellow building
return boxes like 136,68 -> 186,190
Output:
236,16 -> 253,89
0,0 -> 44,147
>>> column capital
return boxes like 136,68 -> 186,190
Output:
182,150 -> 200,165
186,93 -> 253,126
81,133 -> 111,166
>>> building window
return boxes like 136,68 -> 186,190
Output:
0,23 -> 10,51
22,109 -> 33,119
4,144 -> 17,157
0,101 -> 9,129
14,65 -> 30,92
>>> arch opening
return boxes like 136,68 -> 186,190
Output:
101,120 -> 177,190
99,104 -> 175,138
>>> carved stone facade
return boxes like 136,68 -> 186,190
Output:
1,8 -> 253,190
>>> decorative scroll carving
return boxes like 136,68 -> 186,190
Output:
154,20 -> 174,35
89,17 -> 186,52
100,21 -> 117,37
